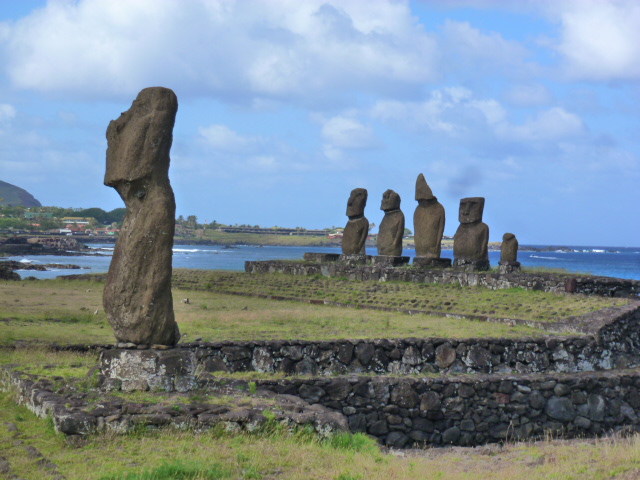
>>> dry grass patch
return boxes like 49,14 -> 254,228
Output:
1,386 -> 640,479
173,270 -> 628,323
1,278 -> 551,345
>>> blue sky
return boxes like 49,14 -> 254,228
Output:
0,0 -> 638,247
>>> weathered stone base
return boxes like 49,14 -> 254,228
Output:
499,261 -> 521,274
413,257 -> 452,269
303,252 -> 340,263
453,259 -> 491,272
0,365 -> 348,438
10,356 -> 640,448
99,348 -> 198,393
339,254 -> 371,266
370,255 -> 410,267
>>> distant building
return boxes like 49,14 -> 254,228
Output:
61,217 -> 92,226
24,212 -> 54,220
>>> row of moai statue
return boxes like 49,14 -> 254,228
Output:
342,174 -> 520,273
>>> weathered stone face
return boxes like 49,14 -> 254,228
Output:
501,233 -> 519,263
103,87 -> 180,346
380,189 -> 400,212
346,188 -> 367,217
378,190 -> 404,256
453,197 -> 489,269
343,188 -> 369,254
458,197 -> 485,224
413,174 -> 445,258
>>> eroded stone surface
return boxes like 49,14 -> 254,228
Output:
103,87 -> 180,346
342,188 -> 369,255
377,189 -> 405,257
453,197 -> 490,271
413,174 -> 446,259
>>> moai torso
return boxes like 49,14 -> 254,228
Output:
103,87 -> 180,346
453,197 -> 489,262
342,188 -> 369,254
413,174 -> 445,258
500,233 -> 518,263
377,189 -> 405,256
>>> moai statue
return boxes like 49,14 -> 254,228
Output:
413,174 -> 450,268
499,232 -> 521,273
453,197 -> 490,271
342,188 -> 369,255
377,189 -> 405,257
103,87 -> 180,346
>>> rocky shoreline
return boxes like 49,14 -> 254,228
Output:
0,260 -> 87,280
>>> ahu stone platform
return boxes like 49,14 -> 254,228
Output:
245,260 -> 640,299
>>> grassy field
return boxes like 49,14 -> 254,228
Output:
1,375 -> 640,479
0,275 -> 585,345
1,273 -> 639,479
173,269 -> 627,324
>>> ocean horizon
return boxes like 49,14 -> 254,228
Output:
7,243 -> 640,282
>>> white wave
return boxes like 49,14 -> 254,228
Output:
19,258 -> 33,263
531,255 -> 559,260
173,248 -> 201,253
592,249 -> 605,253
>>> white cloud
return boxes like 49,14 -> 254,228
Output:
198,124 -> 264,154
0,103 -> 16,123
439,20 -> 534,79
504,84 -> 553,107
2,0 -> 439,103
496,107 -> 584,142
321,115 -> 379,150
372,89 -> 584,145
551,0 -> 640,80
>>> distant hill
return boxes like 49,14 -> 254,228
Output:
0,180 -> 42,207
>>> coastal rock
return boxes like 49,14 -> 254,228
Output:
103,87 -> 180,346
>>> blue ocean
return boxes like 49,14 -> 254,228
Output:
7,244 -> 640,281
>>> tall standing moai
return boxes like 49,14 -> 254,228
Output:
103,87 -> 180,346
371,189 -> 410,266
377,189 -> 405,257
453,197 -> 490,271
341,188 -> 369,260
412,174 -> 450,268
498,232 -> 521,273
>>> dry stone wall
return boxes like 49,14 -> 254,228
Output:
245,261 -> 640,298
237,369 -> 640,447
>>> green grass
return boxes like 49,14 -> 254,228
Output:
0,277 -> 561,344
0,271 -> 639,479
1,385 -> 640,479
172,269 -> 627,323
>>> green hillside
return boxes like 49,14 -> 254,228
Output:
0,180 -> 41,207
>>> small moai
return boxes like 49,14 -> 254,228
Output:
341,188 -> 369,264
103,87 -> 180,346
453,197 -> 490,271
373,189 -> 409,266
498,232 -> 521,273
412,173 -> 450,268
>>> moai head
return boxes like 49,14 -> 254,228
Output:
458,197 -> 485,224
380,189 -> 401,212
105,87 -> 177,188
346,188 -> 368,217
415,173 -> 435,202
